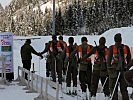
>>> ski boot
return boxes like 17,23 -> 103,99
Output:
66,87 -> 71,95
88,92 -> 91,100
105,95 -> 110,100
81,92 -> 87,100
91,96 -> 96,100
72,87 -> 77,95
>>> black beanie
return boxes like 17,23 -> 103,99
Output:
58,35 -> 63,40
68,37 -> 74,44
99,37 -> 106,45
81,37 -> 87,42
26,39 -> 31,44
52,34 -> 57,40
114,33 -> 122,42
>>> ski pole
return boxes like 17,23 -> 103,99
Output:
97,76 -> 109,100
65,61 -> 69,82
39,57 -> 41,75
55,58 -> 57,82
110,72 -> 121,100
100,77 -> 108,93
131,88 -> 133,99
64,61 -> 69,93
60,84 -> 64,98
60,58 -> 64,98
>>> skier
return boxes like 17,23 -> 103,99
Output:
57,35 -> 67,82
107,33 -> 131,100
41,35 -> 59,83
65,37 -> 78,95
20,39 -> 43,80
83,37 -> 110,100
78,37 -> 93,100
124,59 -> 133,87
42,42 -> 51,77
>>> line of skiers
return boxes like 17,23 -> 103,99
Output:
24,33 -> 132,100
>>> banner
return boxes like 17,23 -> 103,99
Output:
0,32 -> 13,73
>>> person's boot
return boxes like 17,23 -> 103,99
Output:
81,92 -> 87,100
88,92 -> 91,100
72,87 -> 77,95
66,87 -> 71,95
62,75 -> 66,82
91,96 -> 96,100
105,95 -> 110,100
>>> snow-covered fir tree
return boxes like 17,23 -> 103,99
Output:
0,0 -> 133,35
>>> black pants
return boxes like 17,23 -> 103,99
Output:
124,69 -> 133,86
79,70 -> 92,92
22,60 -> 31,80
66,61 -> 78,87
91,70 -> 110,96
109,72 -> 129,100
46,61 -> 51,77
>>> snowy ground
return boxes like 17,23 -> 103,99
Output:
1,26 -> 133,100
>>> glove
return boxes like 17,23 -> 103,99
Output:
38,53 -> 43,59
40,55 -> 43,59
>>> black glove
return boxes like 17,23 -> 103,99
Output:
38,53 -> 43,59
40,55 -> 43,59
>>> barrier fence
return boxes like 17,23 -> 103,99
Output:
1,46 -> 133,99
0,56 -> 10,87
130,47 -> 133,59
16,66 -> 60,100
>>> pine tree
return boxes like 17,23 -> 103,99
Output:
55,7 -> 64,35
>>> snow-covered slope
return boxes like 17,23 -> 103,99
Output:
101,26 -> 133,47
1,27 -> 133,100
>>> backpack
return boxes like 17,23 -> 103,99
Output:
81,44 -> 88,57
79,44 -> 92,64
49,40 -> 58,56
68,44 -> 77,60
96,46 -> 107,61
112,44 -> 128,65
80,44 -> 92,59
59,42 -> 64,50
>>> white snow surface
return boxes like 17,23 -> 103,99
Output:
1,26 -> 133,100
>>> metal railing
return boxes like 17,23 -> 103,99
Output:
0,56 -> 10,87
16,66 -> 60,100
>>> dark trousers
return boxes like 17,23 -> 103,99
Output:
91,70 -> 110,96
50,57 -> 57,82
46,61 -> 51,77
79,70 -> 92,92
124,69 -> 133,86
50,55 -> 62,84
66,62 -> 77,87
109,72 -> 129,100
22,60 -> 31,80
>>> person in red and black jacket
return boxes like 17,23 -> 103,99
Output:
65,37 -> 78,95
107,33 -> 131,100
78,37 -> 93,100
82,37 -> 110,100
41,35 -> 59,83
124,59 -> 133,87
57,36 -> 67,82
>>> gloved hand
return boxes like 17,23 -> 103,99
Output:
38,53 -> 43,59
40,55 -> 43,59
